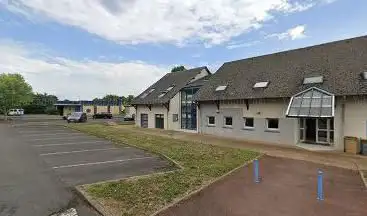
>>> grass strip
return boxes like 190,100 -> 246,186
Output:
70,124 -> 259,216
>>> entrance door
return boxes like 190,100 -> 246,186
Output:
155,114 -> 164,129
305,119 -> 316,143
300,118 -> 334,145
141,114 -> 148,128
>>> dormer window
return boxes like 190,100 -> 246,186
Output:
303,76 -> 323,84
253,81 -> 269,88
216,85 -> 227,91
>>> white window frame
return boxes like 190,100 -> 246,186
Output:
216,85 -> 227,91
243,117 -> 254,129
299,119 -> 306,142
266,118 -> 279,131
224,116 -> 233,127
316,118 -> 334,144
207,116 -> 215,126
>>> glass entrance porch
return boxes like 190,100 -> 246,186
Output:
299,118 -> 334,145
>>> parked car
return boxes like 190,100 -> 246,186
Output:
124,114 -> 135,121
62,113 -> 71,120
8,109 -> 24,116
92,112 -> 113,119
67,112 -> 87,123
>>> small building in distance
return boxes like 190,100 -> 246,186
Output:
54,99 -> 123,117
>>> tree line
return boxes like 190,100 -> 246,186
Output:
0,73 -> 135,118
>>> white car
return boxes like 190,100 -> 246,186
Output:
8,109 -> 24,116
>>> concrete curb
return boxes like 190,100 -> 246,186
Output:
149,154 -> 264,216
352,161 -> 367,190
359,171 -> 367,189
75,186 -> 114,216
68,125 -> 261,216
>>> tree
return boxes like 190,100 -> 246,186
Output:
102,94 -> 121,104
171,65 -> 186,72
23,92 -> 59,114
125,95 -> 134,105
0,73 -> 33,119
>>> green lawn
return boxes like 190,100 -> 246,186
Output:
70,124 -> 259,216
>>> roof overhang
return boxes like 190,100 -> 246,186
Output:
286,87 -> 335,118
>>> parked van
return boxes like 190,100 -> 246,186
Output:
8,109 -> 24,116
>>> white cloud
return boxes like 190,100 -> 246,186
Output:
266,25 -> 306,40
1,0 -> 333,46
226,40 -> 261,49
0,40 -> 168,100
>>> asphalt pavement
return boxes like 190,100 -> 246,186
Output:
0,122 -> 99,216
0,118 -> 170,216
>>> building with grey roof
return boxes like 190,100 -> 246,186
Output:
132,67 -> 211,131
133,35 -> 367,151
195,35 -> 367,151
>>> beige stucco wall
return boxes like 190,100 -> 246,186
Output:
110,105 -> 121,115
199,99 -> 299,146
344,97 -> 367,140
83,105 -> 94,116
136,105 -> 168,129
168,92 -> 181,130
96,106 -> 108,113
63,106 -> 75,116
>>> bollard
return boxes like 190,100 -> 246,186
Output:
254,159 -> 260,183
317,169 -> 324,201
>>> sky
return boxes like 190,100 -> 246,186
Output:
0,0 -> 366,100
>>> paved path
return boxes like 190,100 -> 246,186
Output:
159,156 -> 367,216
0,123 -> 99,216
118,126 -> 367,171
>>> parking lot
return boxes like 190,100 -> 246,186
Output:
12,122 -> 170,186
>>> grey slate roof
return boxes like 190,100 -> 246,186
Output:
132,67 -> 209,105
184,74 -> 212,88
195,35 -> 367,101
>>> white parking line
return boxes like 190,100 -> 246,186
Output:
34,140 -> 107,147
51,208 -> 78,216
53,156 -> 154,169
22,133 -> 81,137
31,136 -> 86,141
17,130 -> 68,134
40,147 -> 123,156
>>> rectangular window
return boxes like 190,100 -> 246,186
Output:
224,117 -> 233,127
208,116 -> 215,126
244,117 -> 254,129
266,118 -> 279,130
316,118 -> 334,144
172,114 -> 178,122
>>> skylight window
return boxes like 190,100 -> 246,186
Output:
158,91 -> 168,98
253,81 -> 269,88
303,76 -> 323,84
215,85 -> 227,91
148,89 -> 155,93
361,72 -> 367,80
140,93 -> 148,98
166,85 -> 175,91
